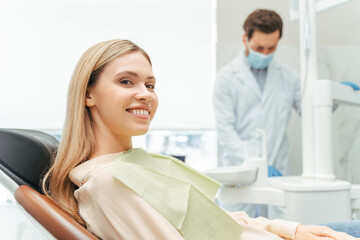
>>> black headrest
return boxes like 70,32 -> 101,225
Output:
0,129 -> 59,192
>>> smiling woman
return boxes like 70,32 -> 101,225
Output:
41,40 -> 155,225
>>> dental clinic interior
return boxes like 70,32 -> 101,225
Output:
1,0 -> 360,239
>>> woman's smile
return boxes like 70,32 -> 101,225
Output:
126,107 -> 151,120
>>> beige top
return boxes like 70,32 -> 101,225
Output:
69,152 -> 299,240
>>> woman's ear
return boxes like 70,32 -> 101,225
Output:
85,89 -> 95,107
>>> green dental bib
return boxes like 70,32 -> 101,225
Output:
112,148 -> 242,240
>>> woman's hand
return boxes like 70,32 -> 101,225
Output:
294,224 -> 359,240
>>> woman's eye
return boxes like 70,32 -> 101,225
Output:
146,84 -> 155,90
119,79 -> 133,85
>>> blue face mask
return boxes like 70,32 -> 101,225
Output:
247,48 -> 274,69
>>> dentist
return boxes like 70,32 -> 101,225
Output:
213,9 -> 300,216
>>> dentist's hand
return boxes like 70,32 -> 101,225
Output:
340,81 -> 360,90
268,165 -> 282,177
295,224 -> 360,240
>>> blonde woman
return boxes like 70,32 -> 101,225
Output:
42,39 -> 360,240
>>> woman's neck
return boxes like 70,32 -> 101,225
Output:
90,128 -> 132,159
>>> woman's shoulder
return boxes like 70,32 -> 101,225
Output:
69,152 -> 124,187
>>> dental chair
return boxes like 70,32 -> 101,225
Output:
0,128 -> 98,240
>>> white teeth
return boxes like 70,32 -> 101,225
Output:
130,109 -> 149,116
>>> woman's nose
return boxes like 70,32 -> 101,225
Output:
135,86 -> 152,101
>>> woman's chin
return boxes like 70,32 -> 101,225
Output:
131,128 -> 150,136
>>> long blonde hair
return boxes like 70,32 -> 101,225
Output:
42,39 -> 151,225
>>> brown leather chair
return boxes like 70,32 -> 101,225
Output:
0,128 -> 98,240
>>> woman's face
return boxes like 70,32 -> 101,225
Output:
86,52 -> 158,139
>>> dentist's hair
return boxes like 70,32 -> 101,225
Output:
243,9 -> 283,40
42,39 -> 151,225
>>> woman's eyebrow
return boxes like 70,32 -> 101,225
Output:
116,71 -> 139,78
115,71 -> 156,81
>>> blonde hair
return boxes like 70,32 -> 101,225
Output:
42,39 -> 151,225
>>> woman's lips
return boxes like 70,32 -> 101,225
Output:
126,108 -> 150,119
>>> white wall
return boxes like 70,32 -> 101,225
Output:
217,0 -> 360,180
0,0 -> 216,130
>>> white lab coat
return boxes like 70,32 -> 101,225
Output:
213,51 -> 301,175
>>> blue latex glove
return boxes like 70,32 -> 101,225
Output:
268,165 -> 283,177
340,81 -> 360,90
